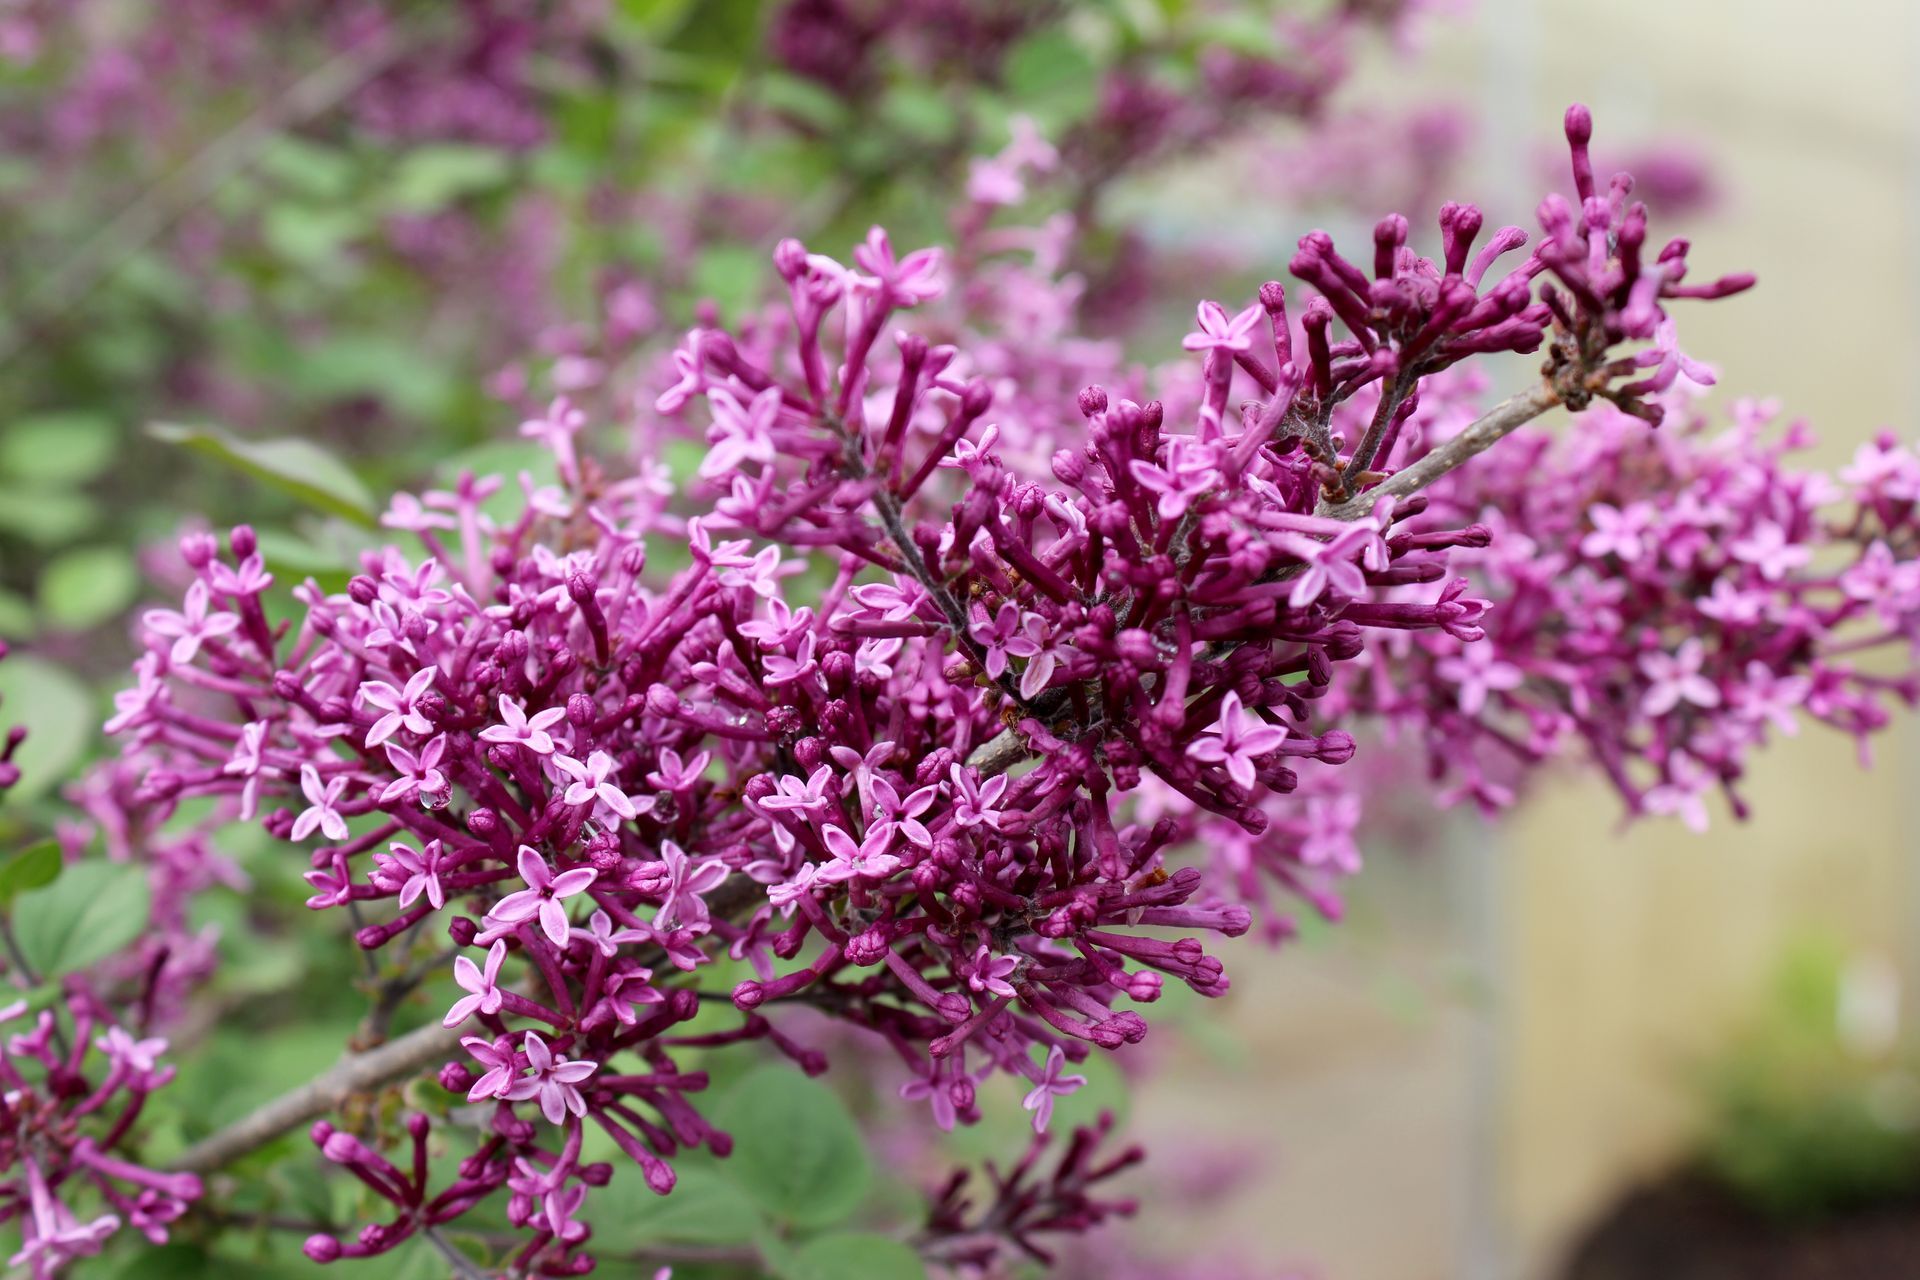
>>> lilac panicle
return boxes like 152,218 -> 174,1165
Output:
90,104 -> 1795,1273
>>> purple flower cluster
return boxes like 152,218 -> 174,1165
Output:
90,104 -> 1792,1270
0,1001 -> 199,1278
920,1110 -> 1141,1272
6,0 -> 589,158
1353,394 -> 1920,824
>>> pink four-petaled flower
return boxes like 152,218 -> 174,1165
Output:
443,939 -> 509,1027
505,1031 -> 598,1125
142,580 -> 239,666
479,696 -> 567,756
490,848 -> 597,947
1188,691 -> 1289,791
358,667 -> 436,747
1021,1045 -> 1087,1134
291,765 -> 350,842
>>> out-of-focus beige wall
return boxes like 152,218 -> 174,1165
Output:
1424,0 -> 1920,1271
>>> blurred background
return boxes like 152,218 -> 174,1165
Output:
3,1 -> 1919,1276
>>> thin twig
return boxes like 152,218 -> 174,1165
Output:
170,1016 -> 465,1176
424,1225 -> 493,1280
169,878 -> 764,1176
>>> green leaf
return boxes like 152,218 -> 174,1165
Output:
782,1233 -> 927,1280
0,588 -> 32,638
588,1160 -> 764,1249
756,71 -> 853,132
112,1243 -> 302,1279
13,860 -> 152,978
879,83 -> 960,145
0,485 -> 99,545
663,0 -> 764,65
0,840 -> 63,905
114,1243 -> 220,1278
38,545 -> 138,631
616,0 -> 700,37
1002,29 -> 1100,127
388,145 -> 512,213
288,336 -> 460,421
148,422 -> 377,527
691,244 -> 770,320
0,411 -> 117,484
261,204 -> 367,266
256,135 -> 358,200
712,1065 -> 871,1228
0,655 -> 92,803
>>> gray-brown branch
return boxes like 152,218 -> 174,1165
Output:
1317,381 -> 1562,521
171,1017 -> 462,1175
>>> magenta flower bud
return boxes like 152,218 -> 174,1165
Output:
439,1062 -> 474,1093
229,525 -> 257,558
844,929 -> 889,966
179,531 -> 217,568
1315,731 -> 1356,764
304,1236 -> 343,1263
347,575 -> 379,606
773,237 -> 808,281
322,1132 -> 370,1163
1077,385 -> 1108,418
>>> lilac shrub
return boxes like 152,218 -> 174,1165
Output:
26,103 -> 1900,1275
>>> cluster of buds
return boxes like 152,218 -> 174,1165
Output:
920,1110 -> 1142,1272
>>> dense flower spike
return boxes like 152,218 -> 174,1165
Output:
1351,395 -> 1920,824
86,104 -> 1880,1275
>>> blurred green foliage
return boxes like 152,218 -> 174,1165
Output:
1697,937 -> 1920,1218
0,0 -> 1293,666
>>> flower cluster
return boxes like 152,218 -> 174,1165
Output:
6,1 -> 593,158
920,1109 -> 1141,1273
0,1001 -> 199,1278
1351,395 -> 1920,824
91,104 -> 1780,1272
